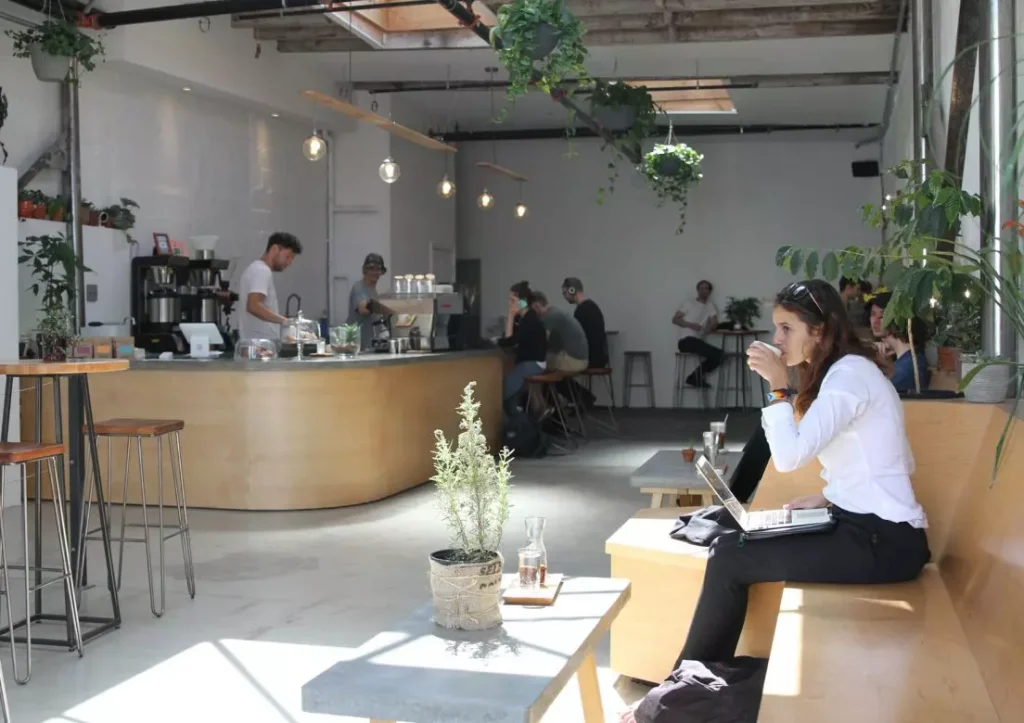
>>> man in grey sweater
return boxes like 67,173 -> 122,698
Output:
529,291 -> 588,373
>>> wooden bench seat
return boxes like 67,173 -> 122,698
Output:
759,568 -> 998,722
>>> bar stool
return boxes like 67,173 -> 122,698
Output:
0,442 -> 84,684
674,353 -> 710,408
579,368 -> 618,434
525,373 -> 576,453
623,351 -> 655,408
82,419 -> 195,618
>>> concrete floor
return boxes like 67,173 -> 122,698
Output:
3,410 -> 758,723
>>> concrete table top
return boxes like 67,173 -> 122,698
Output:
629,449 -> 735,490
301,576 -> 631,723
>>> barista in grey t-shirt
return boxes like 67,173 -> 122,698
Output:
346,253 -> 386,349
529,291 -> 589,373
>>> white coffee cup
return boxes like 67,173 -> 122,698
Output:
749,340 -> 782,357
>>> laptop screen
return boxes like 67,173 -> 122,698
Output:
695,455 -> 748,526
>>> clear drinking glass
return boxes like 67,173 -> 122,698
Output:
703,431 -> 719,467
710,421 -> 727,451
518,547 -> 541,589
524,516 -> 548,585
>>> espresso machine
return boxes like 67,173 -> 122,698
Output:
378,292 -> 464,352
130,256 -> 190,353
181,255 -> 236,350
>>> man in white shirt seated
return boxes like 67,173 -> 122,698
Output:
672,279 -> 723,388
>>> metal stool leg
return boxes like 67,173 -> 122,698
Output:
602,376 -> 619,432
0,657 -> 11,723
134,436 -> 164,618
0,463 -> 30,683
170,432 -> 196,599
644,354 -> 655,408
46,457 -> 83,657
623,357 -> 634,408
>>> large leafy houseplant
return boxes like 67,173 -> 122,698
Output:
492,0 -> 587,110
776,160 -> 1022,479
641,138 -> 704,233
18,233 -> 90,312
589,81 -> 658,204
725,297 -> 762,330
6,19 -> 105,83
428,382 -> 512,630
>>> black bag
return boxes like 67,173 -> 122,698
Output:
501,408 -> 548,458
636,657 -> 769,723
669,506 -> 742,547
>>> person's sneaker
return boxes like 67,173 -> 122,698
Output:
685,378 -> 711,388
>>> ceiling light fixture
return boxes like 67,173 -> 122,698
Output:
182,86 -> 192,92
514,181 -> 527,219
271,113 -> 280,118
303,129 -> 327,161
437,174 -> 455,199
477,188 -> 494,209
379,156 -> 401,184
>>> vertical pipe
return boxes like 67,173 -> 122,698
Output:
325,130 -> 335,325
978,0 -> 1018,359
66,64 -> 85,330
911,0 -> 934,183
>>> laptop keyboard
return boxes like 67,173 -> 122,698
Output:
750,509 -> 792,528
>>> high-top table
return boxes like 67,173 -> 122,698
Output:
713,329 -> 769,411
0,359 -> 126,646
302,576 -> 631,723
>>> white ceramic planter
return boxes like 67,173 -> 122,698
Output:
29,44 -> 71,83
961,361 -> 1010,404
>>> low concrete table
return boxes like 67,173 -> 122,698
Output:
629,449 -> 735,508
302,576 -> 631,723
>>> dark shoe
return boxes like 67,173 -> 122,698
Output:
685,376 -> 711,389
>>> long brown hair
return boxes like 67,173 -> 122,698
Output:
775,280 -> 880,415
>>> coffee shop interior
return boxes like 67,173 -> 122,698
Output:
0,0 -> 1023,721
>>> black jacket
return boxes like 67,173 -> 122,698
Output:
498,309 -> 547,364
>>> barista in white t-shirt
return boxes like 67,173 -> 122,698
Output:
237,232 -> 303,341
671,279 -> 723,388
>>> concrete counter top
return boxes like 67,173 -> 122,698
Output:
128,348 -> 499,371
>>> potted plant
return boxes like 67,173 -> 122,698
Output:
31,190 -> 50,219
47,195 -> 66,222
429,382 -> 512,631
492,0 -> 588,109
725,297 -> 762,330
18,232 -> 90,313
80,198 -> 99,226
931,292 -> 982,373
102,197 -> 140,242
589,81 -> 658,204
329,323 -> 361,357
18,189 -> 35,219
641,137 -> 704,233
0,86 -> 7,165
6,19 -> 105,84
37,304 -> 78,362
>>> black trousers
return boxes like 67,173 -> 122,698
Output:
677,337 -> 724,383
729,426 -> 772,503
677,507 -> 930,664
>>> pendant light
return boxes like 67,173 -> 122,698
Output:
303,129 -> 327,161
437,175 -> 456,199
478,69 -> 498,211
477,188 -> 494,209
379,156 -> 401,184
514,181 -> 528,219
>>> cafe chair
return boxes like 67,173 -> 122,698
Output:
82,419 -> 196,618
0,442 -> 84,684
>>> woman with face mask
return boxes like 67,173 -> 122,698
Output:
498,281 -> 548,410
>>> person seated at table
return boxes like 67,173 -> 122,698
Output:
839,277 -> 872,327
881,316 -> 931,394
529,291 -> 589,374
673,280 -> 722,387
498,281 -> 547,411
621,279 -> 929,723
561,277 -> 608,408
867,291 -> 896,358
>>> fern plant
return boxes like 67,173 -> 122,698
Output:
431,382 -> 512,563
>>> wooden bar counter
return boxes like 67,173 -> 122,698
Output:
22,350 -> 502,510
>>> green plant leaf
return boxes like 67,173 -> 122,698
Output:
822,251 -> 839,280
804,250 -> 819,279
775,245 -> 791,267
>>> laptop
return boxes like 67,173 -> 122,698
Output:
695,455 -> 836,539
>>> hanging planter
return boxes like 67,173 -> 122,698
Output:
641,125 -> 704,234
0,86 -> 8,165
589,81 -> 657,204
491,0 -> 588,113
6,19 -> 105,84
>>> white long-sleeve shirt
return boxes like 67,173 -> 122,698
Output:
761,354 -> 928,528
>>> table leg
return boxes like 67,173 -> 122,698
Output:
577,650 -> 605,723
649,492 -> 663,509
0,376 -> 11,443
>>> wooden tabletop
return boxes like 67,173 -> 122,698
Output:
714,328 -> 768,336
0,359 -> 130,376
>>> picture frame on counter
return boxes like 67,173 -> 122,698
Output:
153,232 -> 171,255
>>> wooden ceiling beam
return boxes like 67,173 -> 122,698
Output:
561,0 -> 900,21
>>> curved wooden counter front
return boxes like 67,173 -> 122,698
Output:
39,352 -> 502,510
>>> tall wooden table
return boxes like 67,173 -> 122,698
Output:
0,359 -> 126,646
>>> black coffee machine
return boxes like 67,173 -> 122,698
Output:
130,256 -> 190,353
182,255 -> 236,352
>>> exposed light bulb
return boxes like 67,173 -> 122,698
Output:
182,86 -> 192,92
885,193 -> 892,201
477,189 -> 494,209
929,297 -> 938,307
379,157 -> 401,184
437,175 -> 455,199
303,131 -> 327,161
515,201 -> 528,219
964,289 -> 971,298
881,204 -> 888,212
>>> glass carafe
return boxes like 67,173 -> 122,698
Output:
524,516 -> 548,585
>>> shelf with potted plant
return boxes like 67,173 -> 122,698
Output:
491,0 -> 588,115
776,160 -> 1023,479
5,17 -> 105,84
640,123 -> 704,234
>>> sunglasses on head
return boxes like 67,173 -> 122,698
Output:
782,282 -> 824,316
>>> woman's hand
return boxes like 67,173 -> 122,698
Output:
875,340 -> 895,358
783,493 -> 828,510
747,343 -> 789,391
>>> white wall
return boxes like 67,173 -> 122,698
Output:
0,167 -> 21,507
457,136 -> 878,406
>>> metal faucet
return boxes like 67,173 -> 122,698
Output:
285,293 -> 301,317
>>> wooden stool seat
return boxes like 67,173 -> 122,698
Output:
582,367 -> 612,377
0,442 -> 66,464
525,372 -> 569,384
91,418 -> 185,437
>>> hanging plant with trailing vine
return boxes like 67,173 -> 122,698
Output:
6,18 -> 105,83
641,127 -> 704,234
588,81 -> 657,204
490,0 -> 588,112
0,87 -> 8,164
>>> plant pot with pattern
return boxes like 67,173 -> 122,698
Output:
37,305 -> 78,363
429,382 -> 512,631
